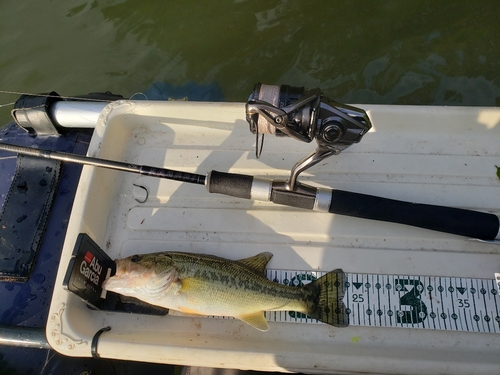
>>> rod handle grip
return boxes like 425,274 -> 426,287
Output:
329,190 -> 500,240
206,170 -> 253,199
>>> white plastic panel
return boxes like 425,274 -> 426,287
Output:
48,100 -> 500,374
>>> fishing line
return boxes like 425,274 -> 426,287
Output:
129,92 -> 148,100
0,101 -> 16,108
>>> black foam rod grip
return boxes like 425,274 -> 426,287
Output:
329,190 -> 500,240
206,170 -> 253,199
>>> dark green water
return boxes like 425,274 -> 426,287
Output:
0,2 -> 499,373
1,0 -> 499,124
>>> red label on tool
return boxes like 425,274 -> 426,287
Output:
84,251 -> 93,264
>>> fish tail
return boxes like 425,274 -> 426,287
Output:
303,269 -> 348,327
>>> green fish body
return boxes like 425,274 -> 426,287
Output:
103,251 -> 347,331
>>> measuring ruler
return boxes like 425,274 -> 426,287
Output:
264,270 -> 500,333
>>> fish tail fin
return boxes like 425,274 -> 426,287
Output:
303,269 -> 348,327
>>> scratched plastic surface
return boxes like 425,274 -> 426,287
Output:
48,101 -> 500,374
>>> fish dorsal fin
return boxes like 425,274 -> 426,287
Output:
237,312 -> 269,332
237,252 -> 273,275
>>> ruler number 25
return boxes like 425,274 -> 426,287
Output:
352,294 -> 364,302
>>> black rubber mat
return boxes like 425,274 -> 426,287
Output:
0,154 -> 61,281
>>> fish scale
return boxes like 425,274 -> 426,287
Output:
171,252 -> 309,311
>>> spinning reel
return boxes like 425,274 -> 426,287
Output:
246,83 -> 371,191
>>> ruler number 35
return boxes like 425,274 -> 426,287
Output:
457,298 -> 470,308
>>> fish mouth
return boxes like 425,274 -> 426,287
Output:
103,260 -> 178,296
101,260 -> 122,291
114,259 -> 129,276
102,259 -> 155,291
102,267 -> 130,290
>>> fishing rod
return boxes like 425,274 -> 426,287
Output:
2,83 -> 499,241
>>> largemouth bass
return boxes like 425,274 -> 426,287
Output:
102,251 -> 347,331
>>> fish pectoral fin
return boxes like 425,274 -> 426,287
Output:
237,312 -> 269,332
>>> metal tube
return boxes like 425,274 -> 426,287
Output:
0,325 -> 50,349
50,101 -> 108,128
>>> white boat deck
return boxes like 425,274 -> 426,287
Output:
48,101 -> 500,374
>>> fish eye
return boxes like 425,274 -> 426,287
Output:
130,255 -> 141,263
